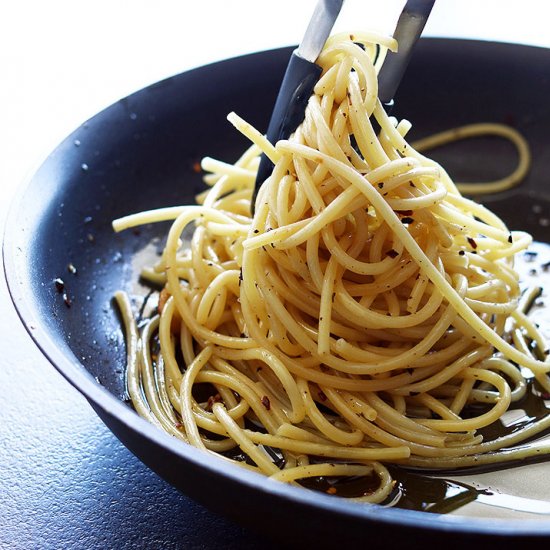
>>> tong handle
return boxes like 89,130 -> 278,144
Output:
254,53 -> 322,200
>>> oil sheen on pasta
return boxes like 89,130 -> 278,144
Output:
112,31 -> 550,509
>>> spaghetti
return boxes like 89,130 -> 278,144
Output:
113,31 -> 549,503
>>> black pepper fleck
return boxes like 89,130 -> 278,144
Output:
54,278 -> 65,293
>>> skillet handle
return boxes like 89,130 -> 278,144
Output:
253,52 -> 322,205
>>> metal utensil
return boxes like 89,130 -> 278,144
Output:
378,0 -> 436,110
252,0 -> 344,204
252,0 -> 436,205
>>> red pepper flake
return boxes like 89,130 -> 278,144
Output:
386,249 -> 399,258
192,161 -> 201,173
326,487 -> 337,495
377,182 -> 384,189
401,217 -> 414,224
318,390 -> 327,402
467,237 -> 478,249
158,286 -> 171,315
206,394 -> 222,410
396,210 -> 413,216
261,395 -> 271,410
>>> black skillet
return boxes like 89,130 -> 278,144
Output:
4,38 -> 550,548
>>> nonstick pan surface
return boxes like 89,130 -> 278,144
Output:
5,38 -> 550,548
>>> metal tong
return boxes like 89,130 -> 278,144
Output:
252,0 -> 436,206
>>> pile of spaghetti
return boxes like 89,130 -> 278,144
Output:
113,31 -> 549,503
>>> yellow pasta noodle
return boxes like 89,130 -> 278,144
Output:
113,31 -> 549,504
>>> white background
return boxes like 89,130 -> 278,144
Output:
2,0 -> 550,214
